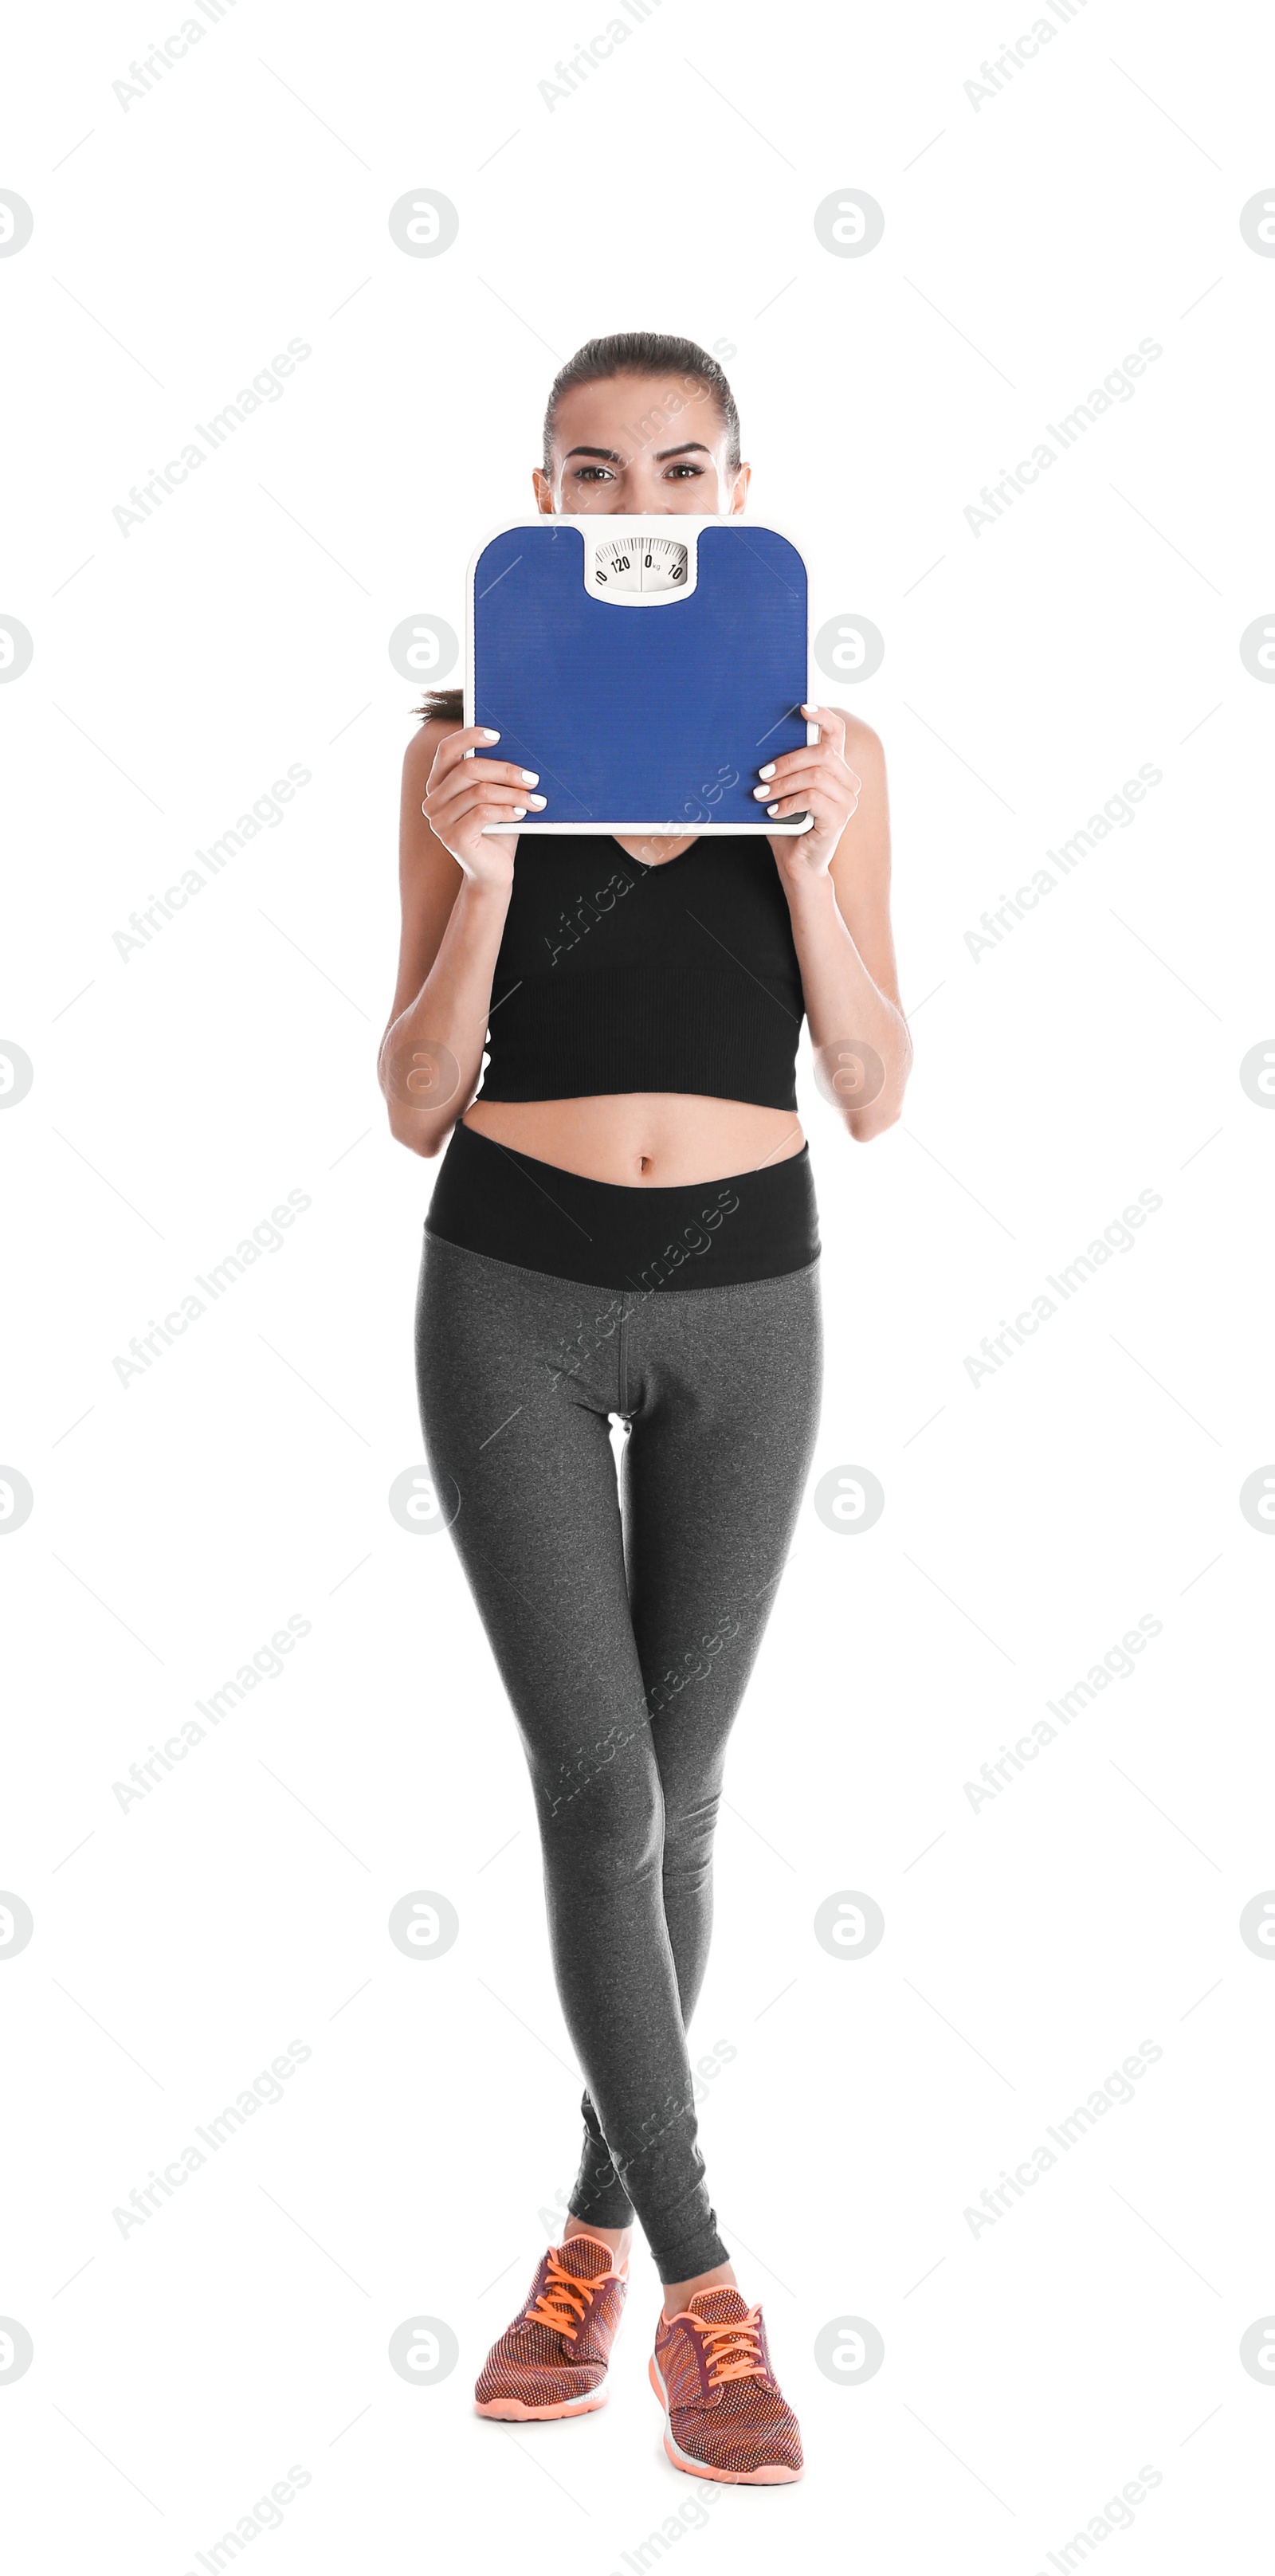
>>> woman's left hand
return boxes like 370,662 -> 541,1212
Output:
756,704 -> 861,875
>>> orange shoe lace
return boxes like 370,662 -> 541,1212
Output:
524,2250 -> 602,2343
692,2305 -> 767,2387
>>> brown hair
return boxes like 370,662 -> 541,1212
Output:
415,331 -> 741,727
541,329 -> 740,475
416,686 -> 465,723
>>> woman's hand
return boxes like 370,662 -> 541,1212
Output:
421,725 -> 546,885
756,704 -> 861,877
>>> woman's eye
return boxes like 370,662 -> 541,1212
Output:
666,462 -> 704,479
574,465 -> 614,482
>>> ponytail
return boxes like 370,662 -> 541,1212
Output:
415,687 -> 464,725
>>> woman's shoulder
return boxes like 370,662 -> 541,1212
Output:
402,705 -> 464,791
826,705 -> 885,768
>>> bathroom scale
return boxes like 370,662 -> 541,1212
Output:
465,515 -> 814,833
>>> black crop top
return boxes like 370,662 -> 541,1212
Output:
475,833 -> 806,1112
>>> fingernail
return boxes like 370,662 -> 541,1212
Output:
527,793 -> 547,807
758,762 -> 775,779
482,727 -> 500,740
767,802 -> 780,816
752,783 -> 771,798
511,805 -> 526,817
520,769 -> 539,784
800,704 -> 817,716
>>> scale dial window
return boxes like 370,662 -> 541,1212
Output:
584,532 -> 696,602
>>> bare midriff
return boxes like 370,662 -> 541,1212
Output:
461,834 -> 806,1187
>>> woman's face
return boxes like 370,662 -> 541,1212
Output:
533,373 -> 750,517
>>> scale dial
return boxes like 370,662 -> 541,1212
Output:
585,532 -> 692,602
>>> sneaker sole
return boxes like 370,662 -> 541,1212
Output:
648,2353 -> 803,2484
475,2386 -> 608,2421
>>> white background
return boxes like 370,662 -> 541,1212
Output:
2,0 -> 1274,2568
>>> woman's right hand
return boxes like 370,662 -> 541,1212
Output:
421,726 -> 546,885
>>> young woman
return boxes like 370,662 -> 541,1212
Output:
379,332 -> 911,2485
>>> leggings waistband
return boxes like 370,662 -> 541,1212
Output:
425,1119 -> 820,1292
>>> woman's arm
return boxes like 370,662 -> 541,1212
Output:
763,704 -> 912,1143
377,719 -> 544,1157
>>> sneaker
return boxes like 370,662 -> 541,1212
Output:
649,2286 -> 804,2483
474,2231 -> 629,2420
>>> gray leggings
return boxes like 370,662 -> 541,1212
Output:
414,1229 -> 822,2282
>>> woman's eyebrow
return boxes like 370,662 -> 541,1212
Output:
562,441 -> 712,464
